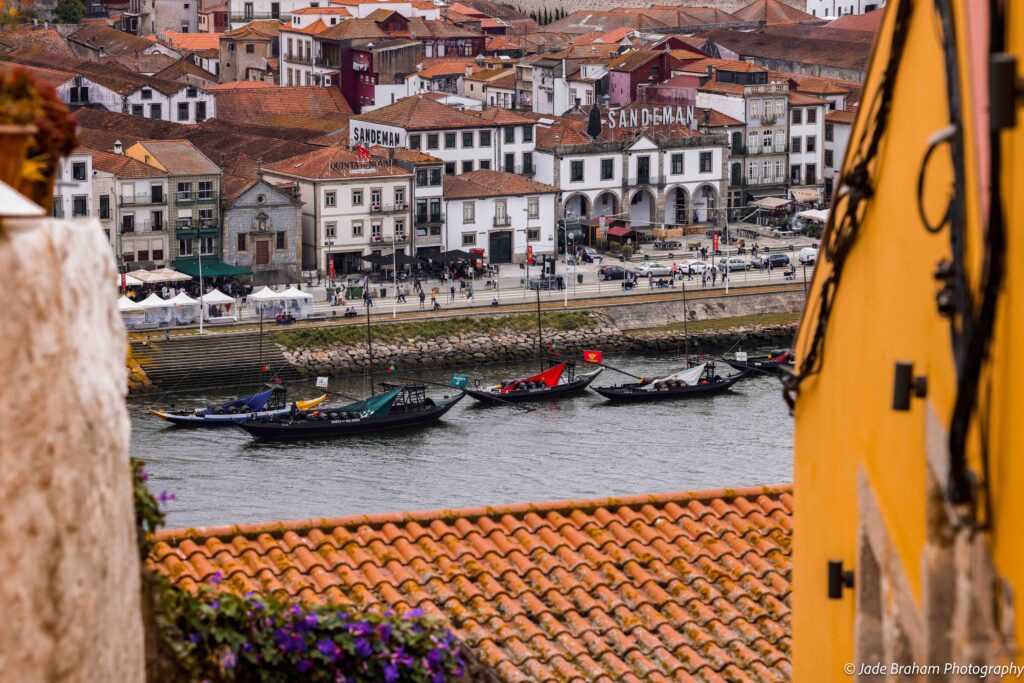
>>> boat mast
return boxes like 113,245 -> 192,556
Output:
682,280 -> 690,365
366,298 -> 375,391
535,286 -> 543,372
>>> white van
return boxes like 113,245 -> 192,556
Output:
798,246 -> 818,265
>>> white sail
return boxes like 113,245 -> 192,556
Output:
650,363 -> 706,387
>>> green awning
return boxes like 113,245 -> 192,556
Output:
174,257 -> 252,277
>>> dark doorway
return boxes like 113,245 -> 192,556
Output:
489,231 -> 512,263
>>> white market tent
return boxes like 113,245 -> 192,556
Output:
168,291 -> 201,325
119,273 -> 143,288
797,209 -> 830,223
138,293 -> 173,326
248,286 -> 289,318
127,268 -> 192,284
117,295 -> 147,329
281,286 -> 314,318
199,289 -> 238,322
752,197 -> 792,210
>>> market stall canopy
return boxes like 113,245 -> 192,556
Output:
117,295 -> 145,312
432,249 -> 477,263
119,273 -> 143,287
168,292 -> 200,306
360,254 -> 392,266
797,209 -> 830,223
791,188 -> 822,203
393,253 -> 423,267
606,226 -> 636,238
281,286 -> 313,300
249,286 -> 287,301
139,293 -> 173,308
752,197 -> 792,210
199,289 -> 235,305
174,258 -> 252,278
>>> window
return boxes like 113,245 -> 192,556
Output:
570,160 -> 583,182
177,102 -> 189,121
325,222 -> 336,238
671,153 -> 683,175
522,125 -> 532,142
461,232 -> 476,246
276,231 -> 286,249
245,43 -> 254,54
371,223 -> 381,238
416,169 -> 428,186
429,168 -> 441,185
187,87 -> 197,98
750,99 -> 761,119
600,158 -> 613,180
504,127 -> 514,143
504,153 -> 514,173
198,181 -> 213,200
462,131 -> 473,147
352,189 -> 363,205
762,160 -> 771,180
527,195 -> 539,219
141,88 -> 153,100
228,43 -> 235,51
99,195 -> 110,219
177,182 -> 191,200
747,132 -> 757,150
825,150 -> 834,167
394,187 -> 405,205
808,108 -> 817,124
775,159 -> 784,180
494,198 -> 507,223
179,239 -> 193,256
152,184 -> 163,202
791,108 -> 803,125
72,162 -> 87,181
790,165 -> 801,184
72,195 -> 87,217
762,129 -> 772,150
462,160 -> 473,173
149,104 -> 162,119
825,123 -> 834,142
444,132 -> 457,149
699,152 -> 712,173
122,214 -> 135,232
479,160 -> 490,170
200,237 -> 214,255
479,130 -> 491,147
805,164 -> 816,184
237,233 -> 247,251
791,137 -> 802,153
325,191 -> 336,207
523,152 -> 533,174
806,136 -> 817,152
748,162 -> 756,181
195,102 -> 206,122
395,219 -> 405,236
370,189 -> 381,206
409,134 -> 421,149
463,201 -> 475,223
426,134 -> 439,149
352,220 -> 363,236
199,208 -> 213,225
429,198 -> 441,222
69,84 -> 90,103
527,227 -> 540,241
444,162 -> 455,175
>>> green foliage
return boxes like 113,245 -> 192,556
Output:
272,311 -> 596,349
608,241 -> 621,253
54,0 -> 85,23
156,577 -> 464,683
594,238 -> 609,252
132,458 -> 165,560
622,245 -> 635,261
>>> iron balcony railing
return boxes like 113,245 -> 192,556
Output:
120,193 -> 166,206
284,52 -> 314,65
416,213 -> 443,225
627,175 -> 664,186
369,202 -> 410,214
493,215 -> 512,227
121,219 -> 165,233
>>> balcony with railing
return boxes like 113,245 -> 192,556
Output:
369,202 -> 409,214
120,193 -> 166,206
416,212 -> 443,226
229,11 -> 290,21
493,215 -> 512,227
515,165 -> 535,177
315,56 -> 341,69
120,219 -> 165,233
285,51 -> 314,65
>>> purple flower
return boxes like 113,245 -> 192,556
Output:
354,637 -> 373,659
431,672 -> 445,683
210,599 -> 220,610
241,642 -> 254,654
347,621 -> 371,637
296,659 -> 314,673
426,648 -> 445,668
158,490 -> 177,502
289,633 -> 308,654
336,611 -> 350,621
405,608 -> 425,620
289,604 -> 303,617
188,633 -> 201,644
221,650 -> 237,671
209,571 -> 223,585
384,663 -> 400,683
305,613 -> 318,628
138,469 -> 149,481
317,639 -> 341,663
391,647 -> 414,668
376,622 -> 392,643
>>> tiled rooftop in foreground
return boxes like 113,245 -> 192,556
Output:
150,485 -> 793,682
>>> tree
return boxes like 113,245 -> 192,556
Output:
530,9 -> 536,22
55,0 -> 85,23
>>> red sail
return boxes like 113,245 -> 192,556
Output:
501,362 -> 566,393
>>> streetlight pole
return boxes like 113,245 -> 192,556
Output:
391,231 -> 397,319
196,237 -> 205,334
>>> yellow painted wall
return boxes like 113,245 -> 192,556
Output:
792,0 -> 1024,678
124,142 -> 168,172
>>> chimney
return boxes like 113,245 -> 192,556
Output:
114,139 -> 123,154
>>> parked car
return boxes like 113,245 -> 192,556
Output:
798,246 -> 818,265
597,265 -> 629,281
719,257 -> 751,272
577,246 -> 603,264
634,261 -> 672,277
751,253 -> 791,269
679,259 -> 708,274
529,276 -> 565,290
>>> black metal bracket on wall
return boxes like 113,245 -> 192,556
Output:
892,361 -> 928,411
828,560 -> 855,599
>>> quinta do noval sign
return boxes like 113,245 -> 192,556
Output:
605,105 -> 695,130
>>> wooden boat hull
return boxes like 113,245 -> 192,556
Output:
466,369 -> 602,404
236,393 -> 465,440
593,371 -> 749,403
724,359 -> 794,376
148,394 -> 328,426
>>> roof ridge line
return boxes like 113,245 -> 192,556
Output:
154,484 -> 793,543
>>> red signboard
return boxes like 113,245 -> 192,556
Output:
527,245 -> 533,265
713,233 -> 720,251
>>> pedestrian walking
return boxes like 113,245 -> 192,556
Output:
722,268 -> 728,285
701,271 -> 707,288
431,294 -> 440,311
467,284 -> 474,302
419,290 -> 426,309
459,279 -> 466,293
711,266 -> 718,286
449,284 -> 456,302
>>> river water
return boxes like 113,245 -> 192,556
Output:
131,352 -> 793,529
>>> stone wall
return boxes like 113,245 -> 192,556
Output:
0,218 -> 145,682
601,288 -> 807,330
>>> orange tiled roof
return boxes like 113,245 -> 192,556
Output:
698,80 -> 745,95
281,19 -> 329,35
204,80 -> 277,89
826,7 -> 883,32
676,56 -> 767,74
731,0 -> 815,24
262,146 -> 412,179
417,57 -> 475,78
291,6 -> 351,14
788,91 -> 826,106
353,93 -> 487,130
825,108 -> 857,124
150,485 -> 793,682
694,106 -> 745,127
156,30 -> 223,51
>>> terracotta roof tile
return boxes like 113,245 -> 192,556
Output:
417,57 -> 476,78
353,93 -> 486,130
826,7 -> 884,32
291,5 -> 351,14
213,85 -> 353,131
224,20 -> 283,40
788,91 -> 827,106
825,108 -> 857,124
698,80 -> 745,95
443,169 -> 556,198
204,80 -> 277,90
694,106 -> 744,127
677,56 -> 767,74
731,0 -> 816,24
608,49 -> 662,73
474,106 -> 534,125
368,145 -> 442,164
155,30 -> 222,50
150,485 -> 792,682
263,146 -> 412,179
67,24 -> 155,56
133,139 -> 221,175
0,60 -> 73,89
87,148 -> 168,178
0,26 -> 77,61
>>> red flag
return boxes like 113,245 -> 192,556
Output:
121,272 -> 127,291
501,362 -> 565,393
713,232 -> 720,251
356,144 -> 371,160
328,258 -> 336,279
260,364 -> 269,372
527,245 -> 534,265
583,349 -> 603,364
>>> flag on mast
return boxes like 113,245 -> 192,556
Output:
583,349 -> 603,364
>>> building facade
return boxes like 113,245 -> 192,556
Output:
222,178 -> 303,284
52,151 -> 94,223
787,92 -> 826,202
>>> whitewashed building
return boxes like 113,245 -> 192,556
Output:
442,170 -> 558,264
806,0 -> 885,18
52,151 -> 94,222
823,108 -> 856,200
262,147 -> 414,274
787,91 -> 827,202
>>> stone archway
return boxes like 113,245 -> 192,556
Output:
664,186 -> 690,226
629,189 -> 656,229
594,191 -> 619,217
562,193 -> 590,221
692,184 -> 719,224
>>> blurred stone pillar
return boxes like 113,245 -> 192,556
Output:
0,218 -> 144,682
